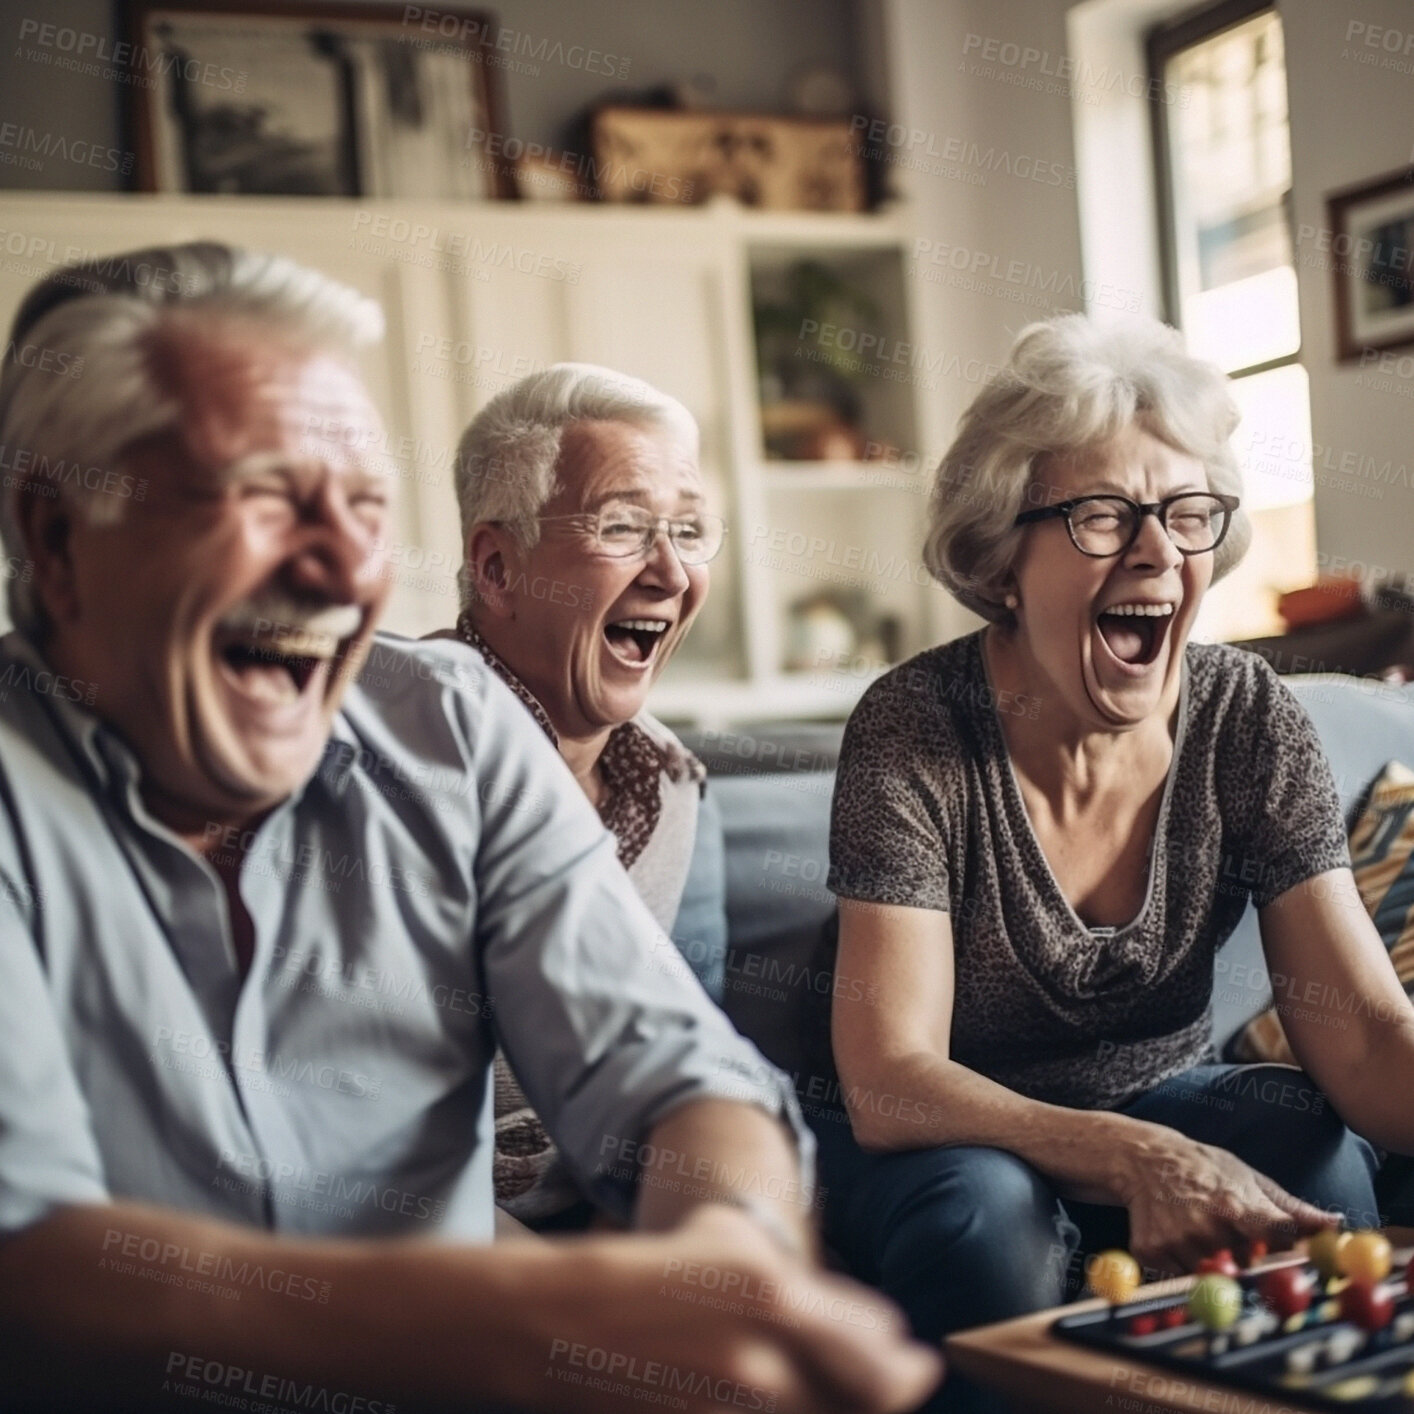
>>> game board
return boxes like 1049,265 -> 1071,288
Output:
1052,1236 -> 1414,1409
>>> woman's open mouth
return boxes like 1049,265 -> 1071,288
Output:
1094,602 -> 1176,672
603,617 -> 670,670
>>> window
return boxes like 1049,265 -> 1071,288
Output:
1149,1 -> 1315,640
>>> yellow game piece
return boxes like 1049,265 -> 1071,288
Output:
1338,1231 -> 1392,1284
1308,1229 -> 1351,1281
1086,1249 -> 1141,1304
1403,1366 -> 1414,1397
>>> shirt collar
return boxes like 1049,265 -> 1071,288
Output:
1,629 -> 356,807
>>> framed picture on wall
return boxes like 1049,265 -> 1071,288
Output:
1327,165 -> 1414,362
123,1 -> 512,199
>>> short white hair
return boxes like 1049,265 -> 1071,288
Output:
923,314 -> 1249,621
0,242 -> 384,636
453,362 -> 698,608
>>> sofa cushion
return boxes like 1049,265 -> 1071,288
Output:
711,770 -> 838,1087
1212,675 -> 1414,1049
1231,758 -> 1414,1064
669,784 -> 729,1002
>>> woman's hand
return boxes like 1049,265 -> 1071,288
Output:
1113,1121 -> 1338,1274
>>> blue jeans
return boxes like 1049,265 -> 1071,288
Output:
811,1064 -> 1380,1414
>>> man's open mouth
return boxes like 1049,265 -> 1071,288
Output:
604,617 -> 670,667
1094,602 -> 1175,669
214,608 -> 361,706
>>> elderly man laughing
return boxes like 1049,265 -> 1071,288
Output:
0,243 -> 940,1414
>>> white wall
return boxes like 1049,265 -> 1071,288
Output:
1280,0 -> 1414,581
881,0 -> 1086,465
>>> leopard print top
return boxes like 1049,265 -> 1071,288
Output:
827,630 -> 1350,1110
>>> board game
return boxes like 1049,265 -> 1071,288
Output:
1052,1236 -> 1414,1409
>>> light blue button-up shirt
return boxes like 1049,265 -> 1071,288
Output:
0,631 -> 806,1242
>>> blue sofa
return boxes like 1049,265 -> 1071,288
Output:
681,671 -> 1414,1099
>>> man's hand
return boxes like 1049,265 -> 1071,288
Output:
517,1204 -> 942,1414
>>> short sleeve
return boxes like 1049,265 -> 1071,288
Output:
0,879 -> 109,1235
827,667 -> 954,912
1225,656 -> 1351,910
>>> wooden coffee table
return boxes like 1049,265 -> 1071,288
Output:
946,1231 -> 1414,1414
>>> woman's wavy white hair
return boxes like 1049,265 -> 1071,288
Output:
453,362 -> 698,608
0,241 -> 383,636
922,313 -> 1248,622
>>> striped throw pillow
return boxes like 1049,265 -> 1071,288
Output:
1232,760 -> 1414,1066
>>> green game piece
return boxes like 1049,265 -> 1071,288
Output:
1188,1274 -> 1242,1331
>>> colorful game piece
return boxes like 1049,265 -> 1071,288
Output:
1127,1312 -> 1157,1337
1337,1278 -> 1394,1333
1307,1228 -> 1350,1282
1159,1304 -> 1187,1330
1245,1238 -> 1268,1264
1188,1274 -> 1242,1332
1195,1248 -> 1240,1278
1086,1250 -> 1141,1305
1257,1264 -> 1313,1320
1338,1231 -> 1392,1284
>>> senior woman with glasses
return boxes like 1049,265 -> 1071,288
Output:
817,315 -> 1414,1410
432,363 -> 728,1226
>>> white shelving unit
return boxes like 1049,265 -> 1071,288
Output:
0,193 -> 965,723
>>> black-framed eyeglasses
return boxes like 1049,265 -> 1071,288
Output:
1012,492 -> 1240,558
535,505 -> 727,565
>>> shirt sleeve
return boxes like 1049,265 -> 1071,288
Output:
827,670 -> 954,912
1225,655 -> 1351,910
462,674 -> 813,1220
0,874 -> 109,1236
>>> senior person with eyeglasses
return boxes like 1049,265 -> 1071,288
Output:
431,365 -> 729,1225
816,315 -> 1414,1411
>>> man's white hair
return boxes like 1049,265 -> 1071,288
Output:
0,241 -> 384,636
453,362 -> 698,608
923,313 -> 1249,621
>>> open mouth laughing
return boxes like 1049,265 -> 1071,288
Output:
603,616 -> 672,669
215,603 -> 364,707
1093,601 -> 1176,672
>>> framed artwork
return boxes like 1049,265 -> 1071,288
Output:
1326,166 -> 1414,362
589,107 -> 867,212
124,1 -> 511,199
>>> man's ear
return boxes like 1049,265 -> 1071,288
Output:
14,485 -> 80,627
465,523 -> 517,619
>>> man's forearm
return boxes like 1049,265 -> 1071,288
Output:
0,1200 -> 581,1411
632,1098 -> 813,1254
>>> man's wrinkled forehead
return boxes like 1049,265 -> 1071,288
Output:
148,315 -> 388,475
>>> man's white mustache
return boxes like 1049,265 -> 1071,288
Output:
218,597 -> 363,642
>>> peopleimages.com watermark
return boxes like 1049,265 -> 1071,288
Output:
402,5 -> 630,79
14,18 -> 248,92
163,1352 -> 393,1414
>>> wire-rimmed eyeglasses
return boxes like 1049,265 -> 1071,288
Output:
535,505 -> 727,565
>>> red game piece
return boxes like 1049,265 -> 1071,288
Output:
1258,1265 -> 1313,1319
1160,1304 -> 1187,1329
1196,1249 -> 1240,1278
1246,1239 -> 1268,1264
1128,1312 -> 1158,1337
1339,1279 -> 1395,1332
